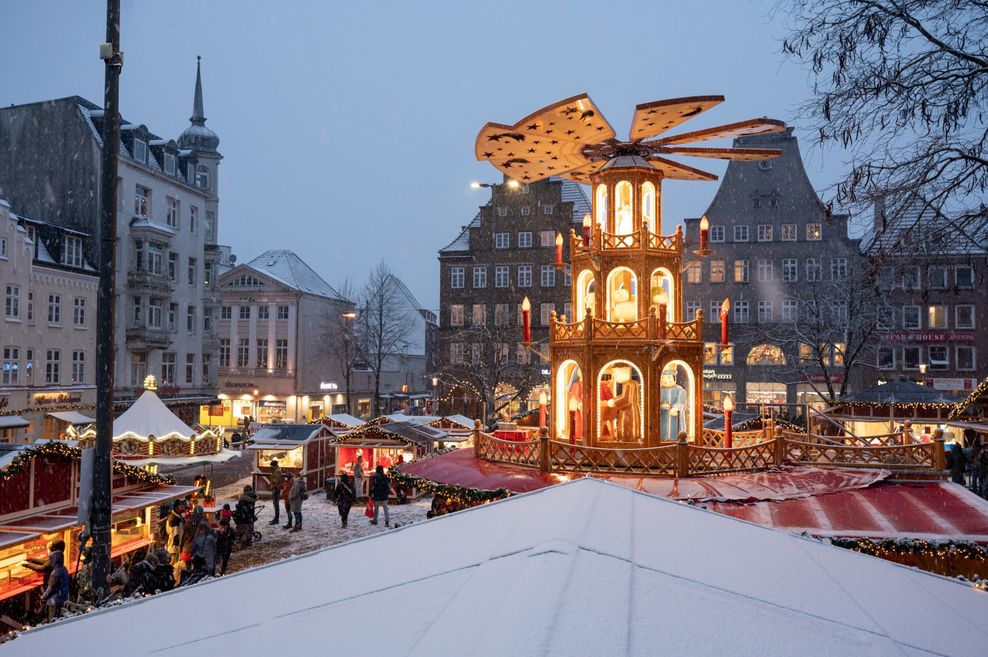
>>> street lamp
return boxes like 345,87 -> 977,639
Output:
918,363 -> 928,385
470,179 -> 520,190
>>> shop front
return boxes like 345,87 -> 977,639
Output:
701,368 -> 735,406
745,382 -> 788,406
249,424 -> 336,493
0,387 -> 98,443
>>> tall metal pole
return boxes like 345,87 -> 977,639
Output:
91,0 -> 122,602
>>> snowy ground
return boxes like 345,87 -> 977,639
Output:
212,477 -> 432,574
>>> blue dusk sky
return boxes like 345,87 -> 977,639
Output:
0,0 -> 848,310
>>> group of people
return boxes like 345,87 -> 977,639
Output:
164,498 -> 238,580
948,431 -> 988,498
267,459 -> 393,530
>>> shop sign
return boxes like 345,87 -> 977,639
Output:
926,377 -> 977,391
319,381 -> 339,391
800,373 -> 844,383
702,369 -> 732,381
32,392 -> 82,406
885,332 -> 975,343
157,384 -> 181,396
259,400 -> 287,409
224,381 -> 256,389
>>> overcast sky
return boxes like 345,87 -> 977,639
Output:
1,0 -> 848,310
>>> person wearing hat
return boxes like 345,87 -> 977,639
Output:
268,459 -> 284,526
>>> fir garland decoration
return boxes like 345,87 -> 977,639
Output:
828,537 -> 988,561
388,448 -> 511,507
0,441 -> 175,486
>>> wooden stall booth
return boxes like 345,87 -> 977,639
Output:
249,424 -> 336,494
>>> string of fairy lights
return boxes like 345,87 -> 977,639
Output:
0,441 -> 175,486
828,537 -> 988,563
388,449 -> 511,508
948,376 -> 988,419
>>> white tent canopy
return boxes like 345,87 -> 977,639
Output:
112,389 -> 197,441
47,410 -> 95,425
11,478 -> 988,656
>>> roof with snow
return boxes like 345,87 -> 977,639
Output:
243,250 -> 346,301
861,196 -> 988,257
112,390 -> 197,441
12,478 -> 988,656
248,424 -> 329,449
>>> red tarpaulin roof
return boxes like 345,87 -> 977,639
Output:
401,449 -> 988,542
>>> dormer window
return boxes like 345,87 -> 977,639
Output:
196,165 -> 210,190
133,139 -> 147,164
62,236 -> 83,268
164,152 -> 176,175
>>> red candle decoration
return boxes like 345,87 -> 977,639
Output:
538,392 -> 547,428
699,215 -> 709,252
521,297 -> 531,344
581,213 -> 592,246
555,232 -> 564,267
720,298 -> 730,347
723,395 -> 734,449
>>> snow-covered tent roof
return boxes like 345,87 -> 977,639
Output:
248,424 -> 329,449
326,413 -> 363,427
112,389 -> 197,441
13,478 -> 988,656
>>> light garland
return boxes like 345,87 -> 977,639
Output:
948,376 -> 988,419
828,537 -> 988,561
388,449 -> 512,508
0,441 -> 175,486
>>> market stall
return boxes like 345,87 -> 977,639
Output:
827,379 -> 966,442
41,410 -> 95,440
248,424 -> 336,494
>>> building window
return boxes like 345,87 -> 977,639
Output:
900,266 -> 921,290
748,344 -> 786,366
201,353 -> 211,384
221,306 -> 232,320
540,303 -> 555,326
928,266 -> 947,289
685,262 -> 702,284
168,252 -> 177,281
877,306 -> 894,329
134,240 -> 144,270
516,343 -> 529,364
472,304 -> 486,326
734,259 -> 749,283
268,339 -> 285,371
495,232 -> 509,249
450,267 -> 465,289
541,265 -> 555,287
45,350 -> 60,384
495,304 -> 509,326
187,306 -> 197,333
710,301 -> 722,322
206,210 -> 216,241
473,266 -> 487,288
450,305 -> 464,327
132,139 -> 147,163
831,258 -> 848,280
805,259 -> 822,282
686,301 -> 701,320
48,294 -> 61,325
877,346 -> 895,369
166,197 -> 179,228
195,165 -> 210,190
147,298 -> 162,328
278,306 -> 289,320
495,266 -> 509,288
497,207 -> 508,217
190,206 -> 199,233
710,260 -> 725,283
4,285 -> 19,319
185,353 -> 195,384
130,351 -> 147,386
806,223 -> 822,240
518,265 -> 532,287
782,299 -> 798,322
781,224 -> 797,241
236,338 -> 250,368
449,343 -> 465,365
161,352 -> 176,383
219,339 -> 230,367
134,185 -> 150,218
187,257 -> 197,285
539,231 -> 555,247
256,338 -> 269,368
928,345 -> 950,370
758,300 -> 773,323
26,291 -> 33,323
521,206 -> 532,216
543,205 -> 554,215
564,264 -> 572,286
132,296 -> 142,325
62,236 -> 83,267
956,265 -> 974,289
757,225 -> 773,242
203,307 -> 212,333
239,306 -> 250,320
902,306 -> 921,330
956,305 -> 975,329
0,238 -> 5,258
734,225 -> 749,242
147,242 -> 163,275
168,302 -> 177,332
258,306 -> 270,320
734,300 -> 749,324
2,347 -> 19,384
928,305 -> 948,329
957,346 -> 976,371
757,259 -> 773,282
73,298 -> 86,327
782,259 -> 798,282
204,262 -> 213,289
709,225 -> 725,242
164,152 -> 176,175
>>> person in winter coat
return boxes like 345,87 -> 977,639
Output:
234,485 -> 258,548
125,551 -> 158,596
334,472 -> 356,528
165,501 -> 186,562
370,465 -> 391,527
23,539 -> 66,589
191,523 -> 217,576
288,475 -> 306,532
948,442 -> 967,485
268,459 -> 284,525
281,473 -> 294,529
215,518 -> 236,575
152,548 -> 176,592
353,453 -> 365,499
41,550 -> 69,621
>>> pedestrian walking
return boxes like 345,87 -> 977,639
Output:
288,473 -> 307,532
234,484 -> 258,548
41,550 -> 68,622
282,473 -> 296,529
335,472 -> 356,528
216,518 -> 236,575
268,459 -> 284,525
370,465 -> 391,527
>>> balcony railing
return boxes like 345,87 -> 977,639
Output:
125,325 -> 172,348
550,309 -> 703,344
126,270 -> 176,292
570,224 -> 683,258
219,367 -> 290,377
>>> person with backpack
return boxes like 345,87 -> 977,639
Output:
268,459 -> 284,526
41,550 -> 69,621
191,523 -> 217,576
152,548 -> 176,592
370,465 -> 391,527
288,474 -> 307,532
216,518 -> 236,575
334,472 -> 356,528
234,485 -> 257,548
124,551 -> 158,596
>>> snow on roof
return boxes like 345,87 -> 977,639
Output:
248,424 -> 325,448
112,390 -> 196,441
13,478 -> 988,656
47,410 -> 95,425
326,413 -> 363,427
438,210 -> 481,254
558,177 -> 591,221
244,250 -> 344,300
861,196 -> 988,256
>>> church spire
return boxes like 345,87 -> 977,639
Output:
191,55 -> 206,126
